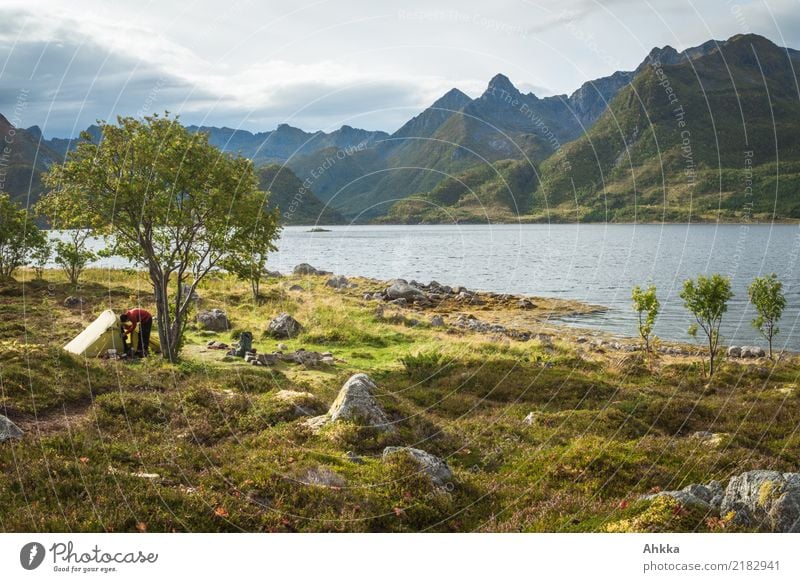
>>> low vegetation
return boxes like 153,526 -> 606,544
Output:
1,268 -> 799,532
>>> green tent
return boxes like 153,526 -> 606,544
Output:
63,309 -> 159,357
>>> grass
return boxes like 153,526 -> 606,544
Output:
1,267 -> 799,532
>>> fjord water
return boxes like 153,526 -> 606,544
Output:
268,223 -> 800,351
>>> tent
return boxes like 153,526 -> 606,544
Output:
63,309 -> 159,357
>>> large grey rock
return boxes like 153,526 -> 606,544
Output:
196,309 -> 229,331
326,275 -> 351,289
385,280 -> 427,302
0,415 -> 23,442
63,296 -> 85,309
430,315 -> 445,327
305,374 -> 392,432
293,263 -> 330,276
740,346 -> 766,359
266,312 -> 303,338
727,346 -> 742,358
721,470 -> 800,532
383,447 -> 453,486
328,374 -> 391,428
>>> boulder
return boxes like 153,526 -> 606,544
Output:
385,280 -> 427,302
727,346 -> 742,358
293,263 -> 330,276
740,346 -> 766,359
63,296 -> 85,309
305,374 -> 392,432
721,470 -> 800,532
430,315 -> 445,327
288,284 -> 305,292
0,414 -> 23,442
329,374 -> 390,427
196,309 -> 229,331
326,275 -> 351,289
517,299 -> 536,310
266,313 -> 302,338
382,447 -> 453,486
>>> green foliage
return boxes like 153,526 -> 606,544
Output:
219,204 -> 281,301
0,193 -> 48,279
400,350 -> 454,381
29,236 -> 52,280
631,284 -> 660,356
36,188 -> 97,285
680,274 -> 733,377
748,273 -> 785,358
42,113 -> 273,361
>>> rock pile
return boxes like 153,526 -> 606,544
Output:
727,345 -> 766,359
452,314 -> 534,341
326,275 -> 354,289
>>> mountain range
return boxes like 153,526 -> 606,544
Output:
3,33 -> 800,224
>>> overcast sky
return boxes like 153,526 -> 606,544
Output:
1,0 -> 799,137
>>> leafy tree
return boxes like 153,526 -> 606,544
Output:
42,113 -> 277,361
631,284 -> 660,358
680,274 -> 733,378
748,273 -> 785,359
36,191 -> 96,285
0,194 -> 48,280
29,236 -> 52,280
220,206 -> 281,301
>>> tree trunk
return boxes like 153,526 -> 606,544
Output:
152,275 -> 180,362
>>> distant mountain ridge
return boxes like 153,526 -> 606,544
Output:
5,33 -> 800,224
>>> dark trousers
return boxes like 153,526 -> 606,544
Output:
136,319 -> 152,356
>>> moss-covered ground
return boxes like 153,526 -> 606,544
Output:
1,268 -> 798,532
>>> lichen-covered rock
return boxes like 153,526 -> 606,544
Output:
196,309 -> 229,331
430,315 -> 445,327
305,374 -> 392,432
328,374 -> 390,426
645,481 -> 724,511
721,470 -> 800,532
0,414 -> 23,442
383,446 -> 453,486
266,312 -> 303,338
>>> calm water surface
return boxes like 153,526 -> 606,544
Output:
79,223 -> 800,350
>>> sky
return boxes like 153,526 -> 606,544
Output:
1,0 -> 799,137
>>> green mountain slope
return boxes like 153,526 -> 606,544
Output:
257,164 -> 345,225
535,34 -> 800,222
0,115 -> 59,209
384,160 -> 537,223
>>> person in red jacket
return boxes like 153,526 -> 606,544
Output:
120,308 -> 153,357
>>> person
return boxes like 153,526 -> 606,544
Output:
120,308 -> 153,357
